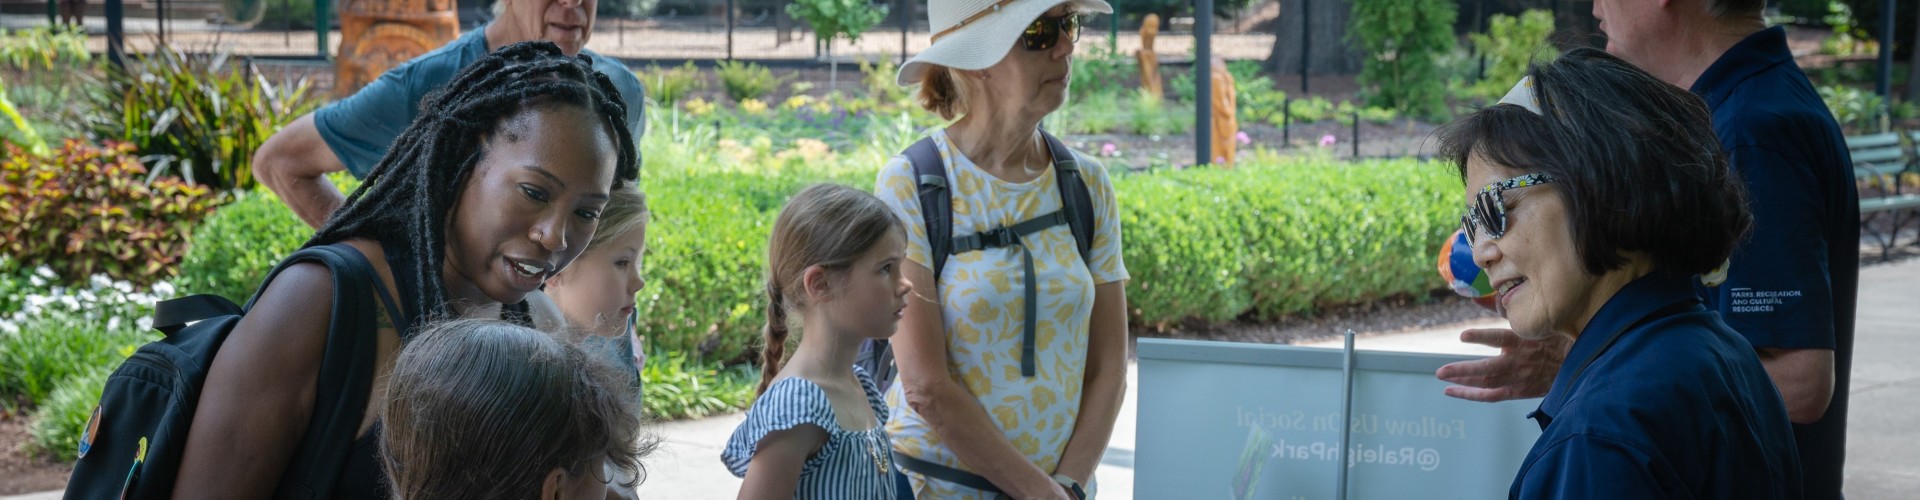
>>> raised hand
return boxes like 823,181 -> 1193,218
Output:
1434,328 -> 1570,402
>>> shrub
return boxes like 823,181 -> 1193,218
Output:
1229,60 -> 1285,125
635,172 -> 806,364
1467,10 -> 1558,104
639,61 -> 705,107
0,308 -> 149,412
174,188 -> 314,303
1,27 -> 91,149
0,79 -> 46,154
714,60 -> 790,103
1056,90 -> 1126,135
642,349 -> 757,420
1069,45 -> 1136,103
1127,88 -> 1193,136
27,364 -> 112,460
1115,151 -> 1458,327
0,140 -> 220,286
1114,173 -> 1253,323
1168,69 -> 1195,104
858,55 -> 910,106
78,44 -> 321,192
1350,0 -> 1456,121
1819,85 -> 1886,130
0,26 -> 89,71
1271,96 -> 1339,125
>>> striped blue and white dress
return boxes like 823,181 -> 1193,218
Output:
722,365 -> 896,499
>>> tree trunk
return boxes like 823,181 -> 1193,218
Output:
1263,0 -> 1362,76
828,39 -> 838,91
775,0 -> 795,46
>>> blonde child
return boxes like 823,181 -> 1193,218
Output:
545,186 -> 650,388
544,186 -> 649,500
722,184 -> 911,499
381,318 -> 654,499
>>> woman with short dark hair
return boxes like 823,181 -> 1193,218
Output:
1437,48 -> 1801,498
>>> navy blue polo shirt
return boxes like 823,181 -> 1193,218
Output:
1690,26 -> 1858,499
1512,271 -> 1802,499
314,28 -> 647,178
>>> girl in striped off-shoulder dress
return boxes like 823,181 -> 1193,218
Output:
723,184 -> 912,499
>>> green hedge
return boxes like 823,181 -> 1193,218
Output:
176,176 -> 358,304
1116,153 -> 1458,327
171,152 -> 1459,363
176,189 -> 314,303
635,172 -> 798,364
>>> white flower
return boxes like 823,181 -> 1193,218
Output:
79,290 -> 97,303
91,275 -> 113,289
0,322 -> 16,335
153,282 -> 176,297
108,316 -> 122,331
34,266 -> 55,279
28,275 -> 44,288
59,296 -> 79,310
115,281 -> 133,294
136,317 -> 153,331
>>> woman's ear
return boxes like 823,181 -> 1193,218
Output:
801,265 -> 833,302
541,467 -> 566,500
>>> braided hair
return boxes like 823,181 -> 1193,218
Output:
308,41 -> 640,332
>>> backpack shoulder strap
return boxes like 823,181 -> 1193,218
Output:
906,137 -> 952,280
1041,131 -> 1096,266
151,295 -> 243,337
266,243 -> 385,500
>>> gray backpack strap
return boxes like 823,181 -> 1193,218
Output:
1040,130 -> 1096,267
906,137 -> 951,280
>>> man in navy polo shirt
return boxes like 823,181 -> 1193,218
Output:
252,0 -> 646,229
1437,0 -> 1858,497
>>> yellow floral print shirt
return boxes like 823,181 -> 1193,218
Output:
873,130 -> 1128,498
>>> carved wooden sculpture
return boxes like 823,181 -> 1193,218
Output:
334,0 -> 461,97
1136,13 -> 1162,100
1210,57 -> 1239,167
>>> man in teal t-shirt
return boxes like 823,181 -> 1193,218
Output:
253,0 -> 645,229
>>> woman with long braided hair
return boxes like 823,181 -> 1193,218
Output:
173,41 -> 640,498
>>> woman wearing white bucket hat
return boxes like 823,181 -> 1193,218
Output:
870,1 -> 1129,499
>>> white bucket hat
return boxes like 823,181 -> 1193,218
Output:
897,0 -> 1114,87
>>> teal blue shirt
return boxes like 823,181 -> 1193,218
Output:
314,28 -> 646,178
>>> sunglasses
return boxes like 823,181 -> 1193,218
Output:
1461,173 -> 1556,243
1022,12 -> 1082,51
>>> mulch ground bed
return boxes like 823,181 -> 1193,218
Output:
0,414 -> 70,495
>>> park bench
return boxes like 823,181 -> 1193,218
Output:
1845,130 -> 1920,259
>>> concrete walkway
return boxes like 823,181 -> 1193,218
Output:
632,259 -> 1919,499
11,259 -> 1913,499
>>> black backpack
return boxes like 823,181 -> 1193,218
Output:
66,243 -> 400,499
858,131 -> 1095,394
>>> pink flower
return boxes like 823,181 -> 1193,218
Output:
1101,142 -> 1118,157
1235,131 -> 1251,145
1319,134 -> 1337,148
